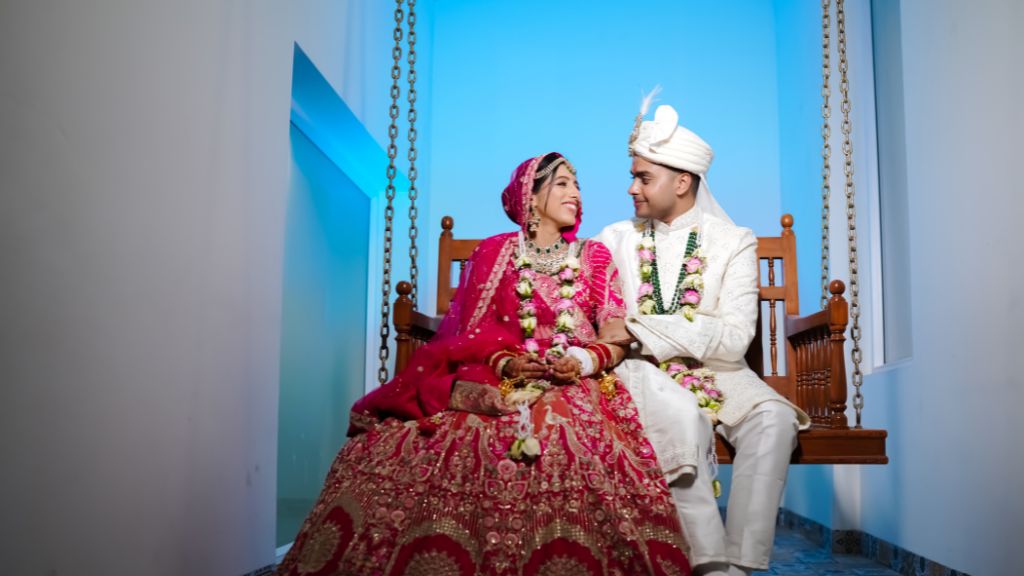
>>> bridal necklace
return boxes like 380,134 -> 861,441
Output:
523,236 -> 569,275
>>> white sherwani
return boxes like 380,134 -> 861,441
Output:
596,208 -> 809,571
598,211 -> 810,428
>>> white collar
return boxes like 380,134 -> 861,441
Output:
651,205 -> 700,234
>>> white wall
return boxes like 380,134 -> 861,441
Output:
854,1 -> 1024,573
0,2 -> 396,574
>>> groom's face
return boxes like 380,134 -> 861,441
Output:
628,156 -> 692,223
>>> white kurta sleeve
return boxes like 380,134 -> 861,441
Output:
625,229 -> 759,363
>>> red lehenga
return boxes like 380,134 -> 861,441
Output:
276,234 -> 690,576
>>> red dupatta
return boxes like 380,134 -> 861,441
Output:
349,233 -> 524,433
349,153 -> 585,434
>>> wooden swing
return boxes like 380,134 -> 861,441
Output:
378,0 -> 887,465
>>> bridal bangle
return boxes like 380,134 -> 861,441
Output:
489,350 -> 517,378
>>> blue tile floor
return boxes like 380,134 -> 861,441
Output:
753,525 -> 900,575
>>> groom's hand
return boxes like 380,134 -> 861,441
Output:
598,318 -> 636,346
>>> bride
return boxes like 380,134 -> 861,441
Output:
275,152 -> 691,576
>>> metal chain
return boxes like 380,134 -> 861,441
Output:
406,0 -> 420,308
378,0 -> 404,384
836,0 -> 864,427
820,0 -> 832,309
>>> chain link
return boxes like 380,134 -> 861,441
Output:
378,0 -> 404,384
820,0 -> 832,310
836,0 -> 864,427
406,0 -> 420,308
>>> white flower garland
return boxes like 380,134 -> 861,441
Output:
507,232 -> 579,461
515,234 -> 579,360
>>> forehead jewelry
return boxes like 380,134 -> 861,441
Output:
533,157 -> 575,181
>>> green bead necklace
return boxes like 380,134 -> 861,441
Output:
647,227 -> 699,315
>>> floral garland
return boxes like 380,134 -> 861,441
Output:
660,360 -> 724,424
636,222 -> 725,418
515,246 -> 580,360
636,222 -> 724,496
636,225 -> 705,320
507,236 -> 580,460
662,357 -> 725,497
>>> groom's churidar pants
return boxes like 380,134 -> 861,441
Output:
619,360 -> 798,569
715,400 -> 798,570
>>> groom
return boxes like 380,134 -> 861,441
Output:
596,103 -> 810,576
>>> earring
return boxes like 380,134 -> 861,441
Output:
526,204 -> 540,235
527,215 -> 540,235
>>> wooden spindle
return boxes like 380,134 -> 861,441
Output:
828,280 -> 850,429
394,281 -> 414,372
796,335 -> 806,413
819,331 -> 829,423
436,216 -> 455,314
768,258 -> 778,376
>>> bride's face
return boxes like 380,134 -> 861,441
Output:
532,164 -> 580,230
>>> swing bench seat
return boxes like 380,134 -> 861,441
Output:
392,215 -> 887,465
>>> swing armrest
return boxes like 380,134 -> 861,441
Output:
784,279 -> 849,429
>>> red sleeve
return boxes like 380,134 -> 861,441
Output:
582,240 -> 627,327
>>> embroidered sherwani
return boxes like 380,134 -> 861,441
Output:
597,208 -> 809,571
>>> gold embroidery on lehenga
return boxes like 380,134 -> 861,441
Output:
658,556 -> 688,576
398,550 -> 462,576
535,555 -> 589,576
298,522 -> 340,574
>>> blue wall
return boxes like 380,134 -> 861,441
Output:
277,124 -> 370,547
424,0 -> 803,273
276,46 -> 382,548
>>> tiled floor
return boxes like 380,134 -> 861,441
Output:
754,525 -> 901,575
265,522 -> 906,576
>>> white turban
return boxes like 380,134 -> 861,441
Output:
630,104 -> 713,176
629,102 -> 733,224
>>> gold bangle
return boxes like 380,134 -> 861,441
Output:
500,376 -> 524,398
598,371 -> 617,400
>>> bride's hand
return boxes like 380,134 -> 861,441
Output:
549,355 -> 582,384
503,354 -> 547,380
598,318 -> 635,346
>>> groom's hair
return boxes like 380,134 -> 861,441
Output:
653,159 -> 700,197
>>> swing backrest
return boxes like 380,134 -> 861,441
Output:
432,215 -> 804,401
406,214 -> 890,464
747,214 -> 801,402
435,216 -> 481,315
